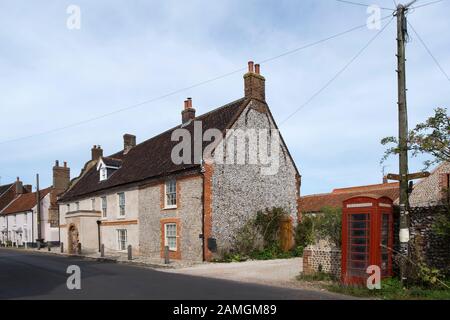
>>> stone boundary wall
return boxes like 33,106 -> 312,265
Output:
408,205 -> 450,275
302,245 -> 341,278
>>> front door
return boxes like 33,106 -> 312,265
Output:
68,225 -> 79,254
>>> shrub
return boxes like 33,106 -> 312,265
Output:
223,207 -> 299,261
295,215 -> 314,249
315,206 -> 342,248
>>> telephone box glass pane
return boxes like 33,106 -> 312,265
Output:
347,213 -> 369,277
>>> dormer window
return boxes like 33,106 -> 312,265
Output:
96,157 -> 122,182
100,166 -> 107,181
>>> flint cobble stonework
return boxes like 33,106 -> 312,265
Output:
138,175 -> 204,261
211,101 -> 299,254
408,206 -> 450,275
302,245 -> 341,277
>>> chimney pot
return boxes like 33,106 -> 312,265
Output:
55,160 -> 59,167
255,64 -> 260,75
248,61 -> 254,73
64,161 -> 67,168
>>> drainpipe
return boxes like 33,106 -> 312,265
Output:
31,210 -> 34,247
36,174 -> 42,242
58,202 -> 61,244
96,220 -> 102,252
200,165 -> 206,262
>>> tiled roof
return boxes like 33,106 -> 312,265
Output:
0,184 -> 13,197
102,157 -> 123,168
1,187 -> 52,215
59,98 -> 248,202
299,182 -> 399,213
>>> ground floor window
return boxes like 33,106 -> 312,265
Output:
164,223 -> 177,251
117,229 -> 127,251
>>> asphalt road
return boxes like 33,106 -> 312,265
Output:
0,249 -> 348,300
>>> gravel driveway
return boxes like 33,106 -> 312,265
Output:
165,258 -> 305,288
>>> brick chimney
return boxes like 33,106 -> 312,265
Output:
53,160 -> 70,196
181,97 -> 196,124
123,134 -> 136,154
244,61 -> 265,101
23,185 -> 32,193
91,145 -> 103,161
15,177 -> 23,195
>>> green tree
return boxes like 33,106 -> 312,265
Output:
381,107 -> 450,169
315,206 -> 342,248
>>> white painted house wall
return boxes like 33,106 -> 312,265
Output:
59,187 -> 139,254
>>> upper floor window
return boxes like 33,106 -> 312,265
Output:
66,204 -> 70,213
91,198 -> 96,211
101,196 -> 107,218
75,202 -> 80,211
118,193 -> 125,217
165,180 -> 177,208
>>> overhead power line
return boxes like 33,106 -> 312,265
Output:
0,15 -> 392,145
333,0 -> 395,10
280,16 -> 394,125
413,0 -> 447,9
407,21 -> 450,83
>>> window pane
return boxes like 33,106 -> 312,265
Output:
166,181 -> 177,206
165,224 -> 177,250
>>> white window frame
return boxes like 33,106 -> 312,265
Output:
164,223 -> 177,251
101,196 -> 107,218
164,180 -> 177,209
100,166 -> 107,181
118,192 -> 126,217
75,201 -> 80,211
91,198 -> 96,211
117,229 -> 127,251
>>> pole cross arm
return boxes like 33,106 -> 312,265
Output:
386,171 -> 430,181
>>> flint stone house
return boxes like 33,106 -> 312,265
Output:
0,162 -> 69,246
58,61 -> 301,261
409,161 -> 450,207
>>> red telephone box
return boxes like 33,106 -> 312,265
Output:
341,195 -> 394,285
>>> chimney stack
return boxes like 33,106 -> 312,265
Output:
15,177 -> 23,195
244,61 -> 265,101
53,160 -> 71,196
123,134 -> 136,154
91,145 -> 103,161
181,97 -> 196,124
23,185 -> 32,193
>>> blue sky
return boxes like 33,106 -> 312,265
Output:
0,0 -> 449,195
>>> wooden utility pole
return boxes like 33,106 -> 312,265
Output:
394,1 -> 416,283
36,173 -> 42,242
